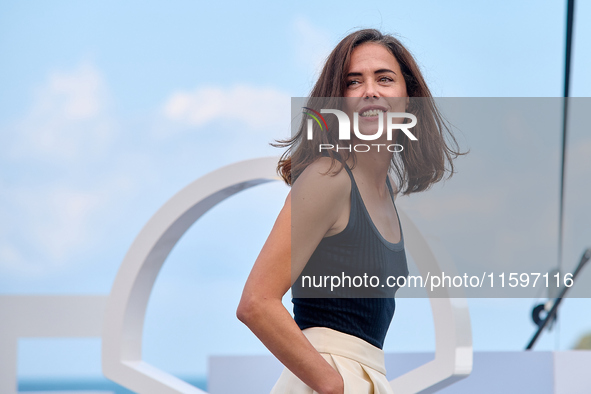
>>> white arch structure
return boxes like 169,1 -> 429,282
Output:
102,156 -> 472,393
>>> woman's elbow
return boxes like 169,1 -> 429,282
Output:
236,294 -> 261,326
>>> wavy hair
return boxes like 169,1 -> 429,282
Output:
271,29 -> 466,195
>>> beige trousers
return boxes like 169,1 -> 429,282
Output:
270,327 -> 395,394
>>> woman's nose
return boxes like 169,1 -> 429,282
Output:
362,81 -> 380,98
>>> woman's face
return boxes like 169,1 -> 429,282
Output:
343,42 -> 409,141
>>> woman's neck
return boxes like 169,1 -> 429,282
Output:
346,149 -> 393,195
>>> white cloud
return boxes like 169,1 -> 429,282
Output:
8,61 -> 115,161
0,61 -> 123,276
162,84 -> 290,132
34,188 -> 103,262
0,181 -> 114,276
0,242 -> 31,273
49,62 -> 104,119
292,16 -> 333,81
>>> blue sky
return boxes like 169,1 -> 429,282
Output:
1,0 -> 590,383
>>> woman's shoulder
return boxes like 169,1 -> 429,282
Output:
291,157 -> 351,207
297,156 -> 351,190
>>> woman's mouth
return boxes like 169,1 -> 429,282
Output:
360,109 -> 386,117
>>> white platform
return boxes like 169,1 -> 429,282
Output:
208,351 -> 591,394
22,392 -> 113,394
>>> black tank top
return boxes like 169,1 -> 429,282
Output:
291,160 -> 409,349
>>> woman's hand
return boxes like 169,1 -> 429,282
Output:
319,374 -> 345,394
237,157 -> 351,393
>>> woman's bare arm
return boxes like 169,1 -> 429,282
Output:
237,158 -> 350,394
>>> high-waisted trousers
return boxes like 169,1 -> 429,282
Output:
270,327 -> 395,394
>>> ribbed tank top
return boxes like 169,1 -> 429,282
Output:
292,161 -> 409,349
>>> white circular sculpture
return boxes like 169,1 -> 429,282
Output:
102,156 -> 472,394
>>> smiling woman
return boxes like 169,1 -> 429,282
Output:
237,29 -> 465,394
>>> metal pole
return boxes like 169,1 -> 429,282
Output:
526,249 -> 590,350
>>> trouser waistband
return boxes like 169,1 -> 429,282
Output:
302,327 -> 386,375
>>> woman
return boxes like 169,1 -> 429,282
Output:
237,29 -> 463,394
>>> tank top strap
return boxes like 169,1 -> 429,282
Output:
342,160 -> 394,199
341,160 -> 356,187
341,161 -> 355,182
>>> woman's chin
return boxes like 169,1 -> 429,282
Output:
354,126 -> 384,138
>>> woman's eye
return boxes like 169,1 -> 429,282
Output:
346,80 -> 360,87
379,77 -> 394,83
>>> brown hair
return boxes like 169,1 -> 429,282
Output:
271,28 -> 466,195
